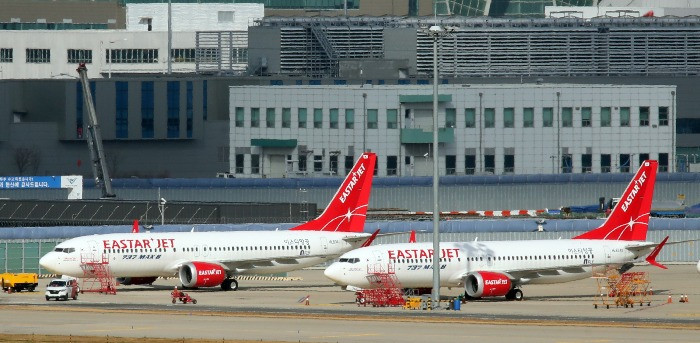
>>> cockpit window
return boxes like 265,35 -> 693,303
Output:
53,248 -> 63,252
338,258 -> 360,263
54,247 -> 75,253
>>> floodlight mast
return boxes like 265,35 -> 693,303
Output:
76,63 -> 116,198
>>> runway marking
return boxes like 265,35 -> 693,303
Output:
4,305 -> 700,331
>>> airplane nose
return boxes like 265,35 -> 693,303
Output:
39,253 -> 58,273
323,263 -> 346,285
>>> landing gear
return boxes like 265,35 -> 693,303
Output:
505,288 -> 523,301
221,278 -> 239,291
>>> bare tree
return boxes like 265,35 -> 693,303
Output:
13,146 -> 41,175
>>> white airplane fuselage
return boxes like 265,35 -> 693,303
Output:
325,239 -> 654,289
41,230 -> 367,278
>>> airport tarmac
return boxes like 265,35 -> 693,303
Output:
1,264 -> 699,342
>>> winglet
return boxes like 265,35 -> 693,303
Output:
132,219 -> 139,233
574,160 -> 657,241
360,229 -> 380,247
291,153 -> 376,232
645,236 -> 669,269
409,230 -> 416,243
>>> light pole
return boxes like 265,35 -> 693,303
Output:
427,24 -> 444,306
107,38 -> 127,78
362,92 -> 367,152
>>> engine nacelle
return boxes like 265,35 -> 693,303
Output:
464,271 -> 512,298
116,276 -> 158,285
178,261 -> 227,288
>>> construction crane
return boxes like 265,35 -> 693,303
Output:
76,63 -> 116,198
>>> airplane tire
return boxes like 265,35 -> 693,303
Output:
230,279 -> 239,291
513,289 -> 523,301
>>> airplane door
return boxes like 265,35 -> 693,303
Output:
373,250 -> 383,263
86,240 -> 99,261
203,244 -> 209,257
194,245 -> 200,258
320,237 -> 328,251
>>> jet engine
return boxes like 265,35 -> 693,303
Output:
464,271 -> 512,298
178,261 -> 227,288
116,276 -> 158,285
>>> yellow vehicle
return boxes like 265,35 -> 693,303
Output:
1,273 -> 39,292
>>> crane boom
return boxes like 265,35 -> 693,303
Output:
76,63 -> 115,198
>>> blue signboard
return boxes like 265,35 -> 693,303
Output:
0,176 -> 62,189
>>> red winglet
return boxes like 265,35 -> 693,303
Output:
361,229 -> 380,247
132,219 -> 139,233
645,236 -> 669,269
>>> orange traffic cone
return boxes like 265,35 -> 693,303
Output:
304,295 -> 310,306
667,295 -> 673,304
680,295 -> 688,303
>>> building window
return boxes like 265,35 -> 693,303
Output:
465,155 -> 475,175
167,81 -> 180,138
266,108 -> 276,128
387,155 -> 398,176
196,48 -> 220,63
639,153 -> 649,165
620,107 -> 630,127
296,108 -> 307,128
659,107 -> 669,126
465,108 -> 475,128
235,107 -> 244,127
601,154 -> 611,173
218,11 -> 234,23
345,109 -> 354,129
659,153 -> 668,172
446,108 -> 456,128
251,154 -> 260,174
639,106 -> 650,126
109,49 -> 158,64
67,49 -> 92,64
445,155 -> 456,175
0,48 -> 12,63
329,155 -> 338,175
562,107 -> 573,127
171,48 -> 195,63
250,108 -> 260,128
235,154 -> 244,174
387,109 -> 398,129
313,155 -> 323,172
582,154 -> 592,173
620,154 -> 631,173
26,48 -> 50,63
542,107 -> 553,127
298,154 -> 307,172
601,107 -> 611,127
484,108 -> 495,128
345,155 -> 354,175
367,109 -> 378,129
503,108 -> 514,128
523,108 -> 534,128
314,108 -> 323,128
115,81 -> 128,138
504,154 -> 514,173
484,154 -> 495,174
282,108 -> 291,128
329,108 -> 339,129
581,107 -> 592,127
141,81 -> 154,138
562,154 -> 573,173
186,81 -> 193,138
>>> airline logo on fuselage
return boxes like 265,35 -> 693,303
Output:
621,170 -> 647,212
387,248 -> 460,260
103,238 -> 175,250
339,163 -> 366,204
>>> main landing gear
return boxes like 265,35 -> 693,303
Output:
221,278 -> 239,291
505,288 -> 523,301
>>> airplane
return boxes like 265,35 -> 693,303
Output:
40,152 -> 377,291
325,160 -> 670,301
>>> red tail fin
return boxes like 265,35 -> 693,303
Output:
132,219 -> 139,233
574,160 -> 657,241
409,230 -> 416,243
291,153 -> 376,232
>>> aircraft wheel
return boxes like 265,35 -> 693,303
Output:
230,279 -> 239,291
221,278 -> 238,291
513,289 -> 523,301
